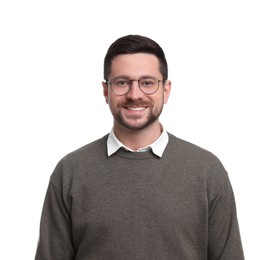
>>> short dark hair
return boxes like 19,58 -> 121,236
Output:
104,35 -> 168,82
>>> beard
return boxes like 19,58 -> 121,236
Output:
112,101 -> 164,131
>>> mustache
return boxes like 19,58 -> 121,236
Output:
121,101 -> 150,107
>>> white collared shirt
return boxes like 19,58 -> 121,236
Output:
107,128 -> 169,157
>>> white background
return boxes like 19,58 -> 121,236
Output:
1,0 -> 278,259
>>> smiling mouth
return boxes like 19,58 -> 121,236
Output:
125,106 -> 147,111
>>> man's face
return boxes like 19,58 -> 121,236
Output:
103,53 -> 171,132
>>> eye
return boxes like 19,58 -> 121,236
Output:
110,78 -> 130,88
114,79 -> 130,87
140,78 -> 156,87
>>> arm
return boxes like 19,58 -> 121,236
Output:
35,180 -> 75,260
208,176 -> 245,260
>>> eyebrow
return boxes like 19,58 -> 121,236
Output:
111,75 -> 158,80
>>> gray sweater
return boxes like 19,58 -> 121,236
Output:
35,133 -> 244,259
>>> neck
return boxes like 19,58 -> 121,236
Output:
113,121 -> 162,150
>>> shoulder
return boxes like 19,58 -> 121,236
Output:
166,133 -> 229,191
62,134 -> 108,164
49,134 -> 108,188
166,132 -> 222,165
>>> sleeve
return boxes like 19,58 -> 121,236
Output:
35,180 -> 75,260
207,174 -> 245,260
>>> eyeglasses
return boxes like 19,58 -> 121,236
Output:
106,76 -> 162,96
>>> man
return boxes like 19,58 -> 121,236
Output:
35,35 -> 245,259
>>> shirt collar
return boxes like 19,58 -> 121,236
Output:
107,126 -> 169,157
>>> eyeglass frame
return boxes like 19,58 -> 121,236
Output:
105,76 -> 164,96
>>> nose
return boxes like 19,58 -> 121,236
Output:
126,80 -> 143,100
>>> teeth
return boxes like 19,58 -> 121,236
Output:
128,107 -> 145,111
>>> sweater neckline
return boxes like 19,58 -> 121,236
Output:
113,147 -> 160,160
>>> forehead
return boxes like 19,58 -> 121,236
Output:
110,53 -> 160,78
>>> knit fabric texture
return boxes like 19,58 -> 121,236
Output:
35,133 -> 244,260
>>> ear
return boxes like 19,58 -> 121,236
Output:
102,81 -> 109,104
163,80 -> 171,104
